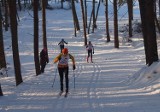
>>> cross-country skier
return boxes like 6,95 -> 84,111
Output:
40,47 -> 49,73
58,39 -> 68,53
53,48 -> 76,94
86,41 -> 94,63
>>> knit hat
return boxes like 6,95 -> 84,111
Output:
62,48 -> 68,54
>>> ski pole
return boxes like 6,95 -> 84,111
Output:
52,64 -> 57,88
73,70 -> 75,89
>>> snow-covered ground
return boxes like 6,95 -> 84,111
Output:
1,1 -> 160,112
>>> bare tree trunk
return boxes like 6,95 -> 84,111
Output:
0,6 -> 6,69
159,0 -> 160,17
147,0 -> 158,65
4,0 -> 9,31
42,0 -> 47,48
154,1 -> 160,33
18,0 -> 22,11
46,0 -> 49,6
139,0 -> 149,64
92,0 -> 96,33
155,14 -> 160,33
71,0 -> 80,33
88,9 -> 93,34
114,0 -> 119,48
33,0 -> 41,75
95,0 -> 100,21
61,0 -> 64,9
31,0 -> 41,10
139,0 -> 158,65
71,0 -> 77,37
84,0 -> 88,28
1,0 -> 4,6
127,0 -> 133,38
8,0 -> 23,86
0,84 -> 3,96
80,0 -> 87,45
105,0 -> 110,42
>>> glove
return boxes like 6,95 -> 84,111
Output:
73,65 -> 76,70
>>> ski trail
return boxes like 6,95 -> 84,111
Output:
47,38 -> 148,112
87,62 -> 102,112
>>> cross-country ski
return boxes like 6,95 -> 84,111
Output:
64,92 -> 68,98
58,91 -> 63,96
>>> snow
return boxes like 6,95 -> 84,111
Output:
1,1 -> 160,112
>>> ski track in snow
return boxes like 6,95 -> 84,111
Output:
1,33 -> 160,112
1,27 -> 158,112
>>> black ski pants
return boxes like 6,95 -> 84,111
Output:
40,63 -> 46,73
60,45 -> 64,53
58,67 -> 69,92
87,50 -> 92,58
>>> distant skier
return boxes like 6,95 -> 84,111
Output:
86,41 -> 94,63
58,39 -> 68,53
40,47 -> 49,73
53,48 -> 76,95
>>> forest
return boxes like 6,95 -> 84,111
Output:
0,0 -> 159,97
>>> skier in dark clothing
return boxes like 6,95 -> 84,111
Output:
58,39 -> 68,53
53,48 -> 76,95
86,41 -> 94,63
40,47 -> 49,73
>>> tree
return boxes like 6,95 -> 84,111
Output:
159,0 -> 160,17
114,0 -> 119,48
95,0 -> 101,22
138,0 -> 158,65
8,0 -> 23,86
61,0 -> 64,9
0,9 -> 6,93
154,1 -> 160,34
80,0 -> 87,45
71,0 -> 80,37
42,0 -> 47,48
105,0 -> 110,42
4,0 -> 9,31
92,0 -> 96,33
0,3 -> 7,69
88,9 -> 93,34
33,0 -> 41,75
84,0 -> 88,28
17,0 -> 22,11
0,84 -> 3,96
127,0 -> 133,38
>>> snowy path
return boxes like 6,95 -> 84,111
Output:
1,4 -> 160,112
1,38 -> 160,112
